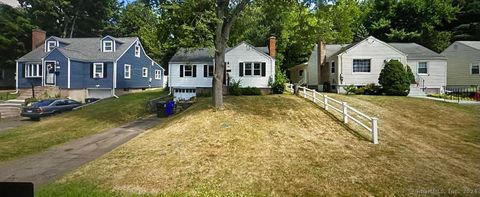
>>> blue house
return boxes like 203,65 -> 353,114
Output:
16,30 -> 164,101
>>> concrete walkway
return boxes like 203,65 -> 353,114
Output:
0,115 -> 161,189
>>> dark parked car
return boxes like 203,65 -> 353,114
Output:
21,99 -> 82,120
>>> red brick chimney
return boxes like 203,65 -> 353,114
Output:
317,40 -> 326,84
32,29 -> 46,50
268,36 -> 276,59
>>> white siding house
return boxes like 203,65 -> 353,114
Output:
292,36 -> 447,94
169,39 -> 276,100
441,41 -> 480,87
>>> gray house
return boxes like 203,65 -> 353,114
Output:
16,29 -> 164,101
441,41 -> 480,88
290,36 -> 447,95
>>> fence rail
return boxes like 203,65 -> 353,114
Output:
287,84 -> 379,144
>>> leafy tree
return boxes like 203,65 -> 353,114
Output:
406,65 -> 415,84
19,0 -> 121,37
0,4 -> 33,84
378,60 -> 410,96
354,24 -> 369,41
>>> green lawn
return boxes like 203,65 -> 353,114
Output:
0,89 -> 166,162
37,94 -> 480,196
0,91 -> 17,101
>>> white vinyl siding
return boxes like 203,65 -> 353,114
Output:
25,64 -> 41,78
418,62 -> 428,74
353,59 -> 371,73
442,42 -> 480,86
124,64 -> 131,79
93,63 -> 104,78
142,67 -> 148,78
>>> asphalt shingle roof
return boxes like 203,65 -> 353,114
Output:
17,36 -> 138,62
457,41 -> 480,51
169,45 -> 270,63
389,43 -> 446,60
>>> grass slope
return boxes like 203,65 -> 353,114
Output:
38,94 -> 480,196
0,90 -> 165,161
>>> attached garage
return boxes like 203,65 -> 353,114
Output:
87,88 -> 113,99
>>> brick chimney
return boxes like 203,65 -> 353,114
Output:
317,40 -> 326,84
268,36 -> 276,59
32,29 -> 46,50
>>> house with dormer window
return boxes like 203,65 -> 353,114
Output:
15,29 -> 164,102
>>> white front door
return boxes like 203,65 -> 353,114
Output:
45,61 -> 56,86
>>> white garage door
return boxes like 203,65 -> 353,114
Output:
87,88 -> 113,99
173,88 -> 196,100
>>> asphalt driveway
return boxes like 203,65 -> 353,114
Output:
0,117 -> 34,134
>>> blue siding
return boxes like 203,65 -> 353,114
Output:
70,61 -> 114,89
44,49 -> 68,88
116,41 -> 164,89
17,62 -> 42,88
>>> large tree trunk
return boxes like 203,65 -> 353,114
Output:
69,16 -> 77,38
212,0 -> 250,109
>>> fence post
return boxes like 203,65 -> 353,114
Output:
323,95 -> 328,110
313,89 -> 316,102
371,118 -> 378,144
342,102 -> 348,123
303,87 -> 306,98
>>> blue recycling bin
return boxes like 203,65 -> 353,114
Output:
165,101 -> 175,116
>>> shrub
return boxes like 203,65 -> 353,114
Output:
406,66 -> 416,84
229,79 -> 242,96
378,60 -> 410,96
25,97 -> 38,106
364,83 -> 382,95
269,64 -> 287,94
343,84 -> 357,95
355,87 -> 366,95
241,87 -> 262,95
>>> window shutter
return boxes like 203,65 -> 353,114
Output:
204,65 -> 208,77
22,64 -> 26,78
180,65 -> 184,77
103,64 -> 107,78
239,63 -> 244,77
193,65 -> 197,77
261,62 -> 266,77
90,63 -> 94,78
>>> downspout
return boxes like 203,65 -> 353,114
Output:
112,61 -> 119,98
338,54 -> 343,94
14,61 -> 19,94
168,63 -> 172,96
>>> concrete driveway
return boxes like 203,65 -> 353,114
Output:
0,117 -> 34,134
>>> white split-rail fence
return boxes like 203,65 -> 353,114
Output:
287,84 -> 379,144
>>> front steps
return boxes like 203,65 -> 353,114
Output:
0,100 -> 23,119
408,84 -> 427,97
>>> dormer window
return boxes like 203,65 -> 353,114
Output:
135,42 -> 140,57
47,41 -> 57,52
103,40 -> 113,52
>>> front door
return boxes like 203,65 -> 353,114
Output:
45,61 -> 56,86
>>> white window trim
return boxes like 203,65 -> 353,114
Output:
93,63 -> 104,78
418,61 -> 428,75
124,64 -> 131,79
103,40 -> 114,52
471,63 -> 480,75
242,62 -> 264,77
155,70 -> 161,79
25,63 -> 42,78
47,41 -> 57,52
352,59 -> 372,73
142,67 -> 148,78
183,65 -> 194,77
135,42 -> 141,57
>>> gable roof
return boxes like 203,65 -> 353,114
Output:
389,43 -> 446,60
456,41 -> 480,51
17,37 -> 138,62
169,42 -> 271,63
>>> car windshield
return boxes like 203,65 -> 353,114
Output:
32,100 -> 55,107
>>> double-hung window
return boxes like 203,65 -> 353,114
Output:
353,59 -> 371,73
124,64 -> 131,79
244,63 -> 252,76
135,42 -> 141,57
241,62 -> 265,77
155,70 -> 162,79
208,65 -> 214,77
471,63 -> 480,75
47,41 -> 57,52
142,67 -> 148,78
184,65 -> 193,77
253,63 -> 261,76
93,63 -> 104,78
418,62 -> 428,74
25,64 -> 41,78
103,41 -> 113,52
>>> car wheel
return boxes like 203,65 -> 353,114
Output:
30,117 -> 40,121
